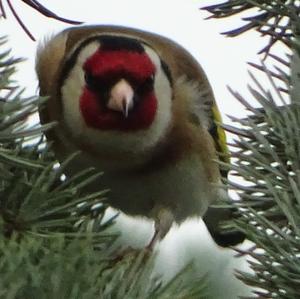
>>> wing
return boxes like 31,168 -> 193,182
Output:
210,103 -> 230,177
190,93 -> 245,246
197,99 -> 245,246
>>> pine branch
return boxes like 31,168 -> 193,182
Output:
0,34 -> 112,240
202,0 -> 299,57
221,45 -> 300,298
0,235 -> 208,299
203,3 -> 300,297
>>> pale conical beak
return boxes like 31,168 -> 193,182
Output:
107,79 -> 134,117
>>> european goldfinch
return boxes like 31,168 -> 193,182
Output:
36,25 -> 245,247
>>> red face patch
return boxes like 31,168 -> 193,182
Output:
79,49 -> 157,131
84,50 -> 155,82
80,88 -> 157,131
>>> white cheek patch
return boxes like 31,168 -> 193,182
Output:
61,38 -> 173,155
144,45 -> 173,144
61,64 -> 85,136
61,42 -> 100,137
144,46 -> 161,70
77,42 -> 100,65
151,63 -> 172,142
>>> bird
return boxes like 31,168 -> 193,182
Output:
36,25 -> 245,248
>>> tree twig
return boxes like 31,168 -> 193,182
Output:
2,0 -> 83,41
6,0 -> 35,40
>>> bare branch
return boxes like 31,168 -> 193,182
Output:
6,0 -> 35,40
2,0 -> 83,41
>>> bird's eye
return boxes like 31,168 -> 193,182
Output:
149,74 -> 155,84
84,72 -> 96,89
145,74 -> 155,87
136,74 -> 155,94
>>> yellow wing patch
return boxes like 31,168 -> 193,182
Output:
211,103 -> 230,166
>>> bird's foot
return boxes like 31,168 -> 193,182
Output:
147,207 -> 174,250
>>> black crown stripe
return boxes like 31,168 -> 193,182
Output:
59,34 -> 173,99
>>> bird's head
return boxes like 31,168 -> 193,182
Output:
53,32 -> 173,154
36,26 -> 215,164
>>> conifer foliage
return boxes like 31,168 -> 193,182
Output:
204,1 -> 300,298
